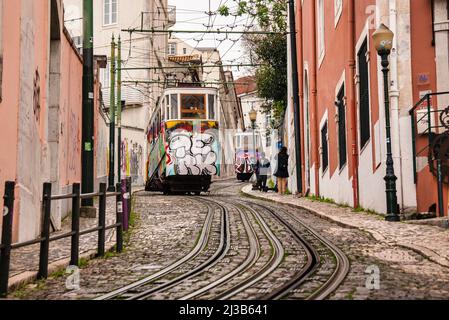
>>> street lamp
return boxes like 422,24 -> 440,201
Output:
373,24 -> 400,222
249,108 -> 258,175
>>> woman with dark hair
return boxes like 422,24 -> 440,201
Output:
274,147 -> 289,195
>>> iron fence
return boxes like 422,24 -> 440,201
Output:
0,178 -> 133,298
410,91 -> 449,216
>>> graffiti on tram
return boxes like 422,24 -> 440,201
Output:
165,121 -> 220,177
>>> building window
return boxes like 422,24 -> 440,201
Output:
317,0 -> 325,60
321,121 -> 329,173
358,39 -> 371,149
103,0 -> 118,26
101,63 -> 110,88
337,86 -> 347,169
168,43 -> 176,55
334,0 -> 343,25
183,48 -> 187,55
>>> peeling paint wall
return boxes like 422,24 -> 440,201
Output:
0,0 -> 86,242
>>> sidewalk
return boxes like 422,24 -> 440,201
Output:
242,185 -> 449,269
7,198 -> 118,293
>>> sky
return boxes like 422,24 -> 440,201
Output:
168,0 -> 255,78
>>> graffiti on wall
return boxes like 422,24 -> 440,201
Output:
121,138 -> 143,182
33,69 -> 41,123
165,121 -> 220,177
68,111 -> 80,173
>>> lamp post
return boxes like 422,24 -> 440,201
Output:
373,24 -> 400,222
249,108 -> 258,174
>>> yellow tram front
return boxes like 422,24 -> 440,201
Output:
146,87 -> 220,194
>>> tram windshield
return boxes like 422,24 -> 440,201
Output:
181,94 -> 206,119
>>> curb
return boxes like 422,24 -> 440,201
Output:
241,185 -> 449,269
7,241 -> 117,295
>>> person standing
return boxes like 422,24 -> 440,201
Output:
274,147 -> 289,195
258,153 -> 271,192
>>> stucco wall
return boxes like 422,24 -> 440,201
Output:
0,0 -> 21,237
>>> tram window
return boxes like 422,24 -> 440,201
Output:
171,94 -> 178,119
208,94 -> 216,120
164,95 -> 169,120
243,136 -> 250,150
164,96 -> 169,120
181,94 -> 206,119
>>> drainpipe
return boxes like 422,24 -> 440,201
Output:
311,0 -> 320,196
289,0 -> 303,195
388,0 -> 405,211
348,0 -> 360,208
297,3 -> 305,194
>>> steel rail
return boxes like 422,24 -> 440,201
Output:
131,198 -> 230,300
214,201 -> 285,300
179,202 -> 261,300
94,199 -> 216,300
251,202 -> 320,300
252,201 -> 350,300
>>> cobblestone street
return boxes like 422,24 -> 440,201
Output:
6,180 -> 449,300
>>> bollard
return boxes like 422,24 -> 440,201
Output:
115,183 -> 123,253
121,180 -> 128,231
70,183 -> 81,266
0,181 -> 16,298
127,177 -> 132,222
437,159 -> 445,218
38,183 -> 52,279
97,183 -> 107,257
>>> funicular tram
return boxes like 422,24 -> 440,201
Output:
234,131 -> 262,182
145,86 -> 220,195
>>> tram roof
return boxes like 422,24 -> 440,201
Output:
162,87 -> 219,94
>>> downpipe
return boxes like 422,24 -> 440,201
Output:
388,0 -> 406,212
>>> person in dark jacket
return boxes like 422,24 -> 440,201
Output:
274,147 -> 289,195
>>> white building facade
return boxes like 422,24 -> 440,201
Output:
64,0 -> 174,185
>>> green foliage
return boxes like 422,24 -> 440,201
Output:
307,195 -> 336,205
250,33 -> 288,126
218,0 -> 287,32
218,5 -> 230,16
218,1 -> 288,126
78,257 -> 89,268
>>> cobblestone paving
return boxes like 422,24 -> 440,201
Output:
243,186 -> 449,300
7,180 -> 449,300
8,194 -> 207,300
9,197 -> 118,277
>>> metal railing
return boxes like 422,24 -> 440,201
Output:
0,179 -> 133,297
410,91 -> 449,216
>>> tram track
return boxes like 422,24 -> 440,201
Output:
95,198 -> 229,300
242,199 -> 350,300
96,182 -> 349,301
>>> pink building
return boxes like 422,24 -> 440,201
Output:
293,0 -> 449,216
0,0 -> 105,242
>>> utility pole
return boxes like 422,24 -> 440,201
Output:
117,36 -> 122,185
81,0 -> 94,207
108,36 -> 116,192
289,0 -> 303,195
